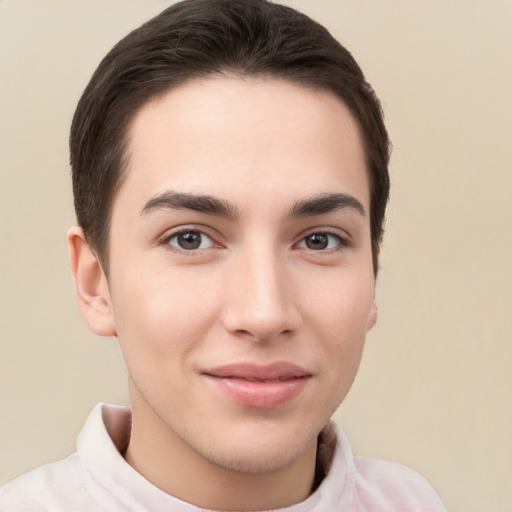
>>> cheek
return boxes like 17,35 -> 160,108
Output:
110,266 -> 222,360
305,272 -> 375,339
303,271 -> 374,384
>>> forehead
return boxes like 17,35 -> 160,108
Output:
119,76 -> 369,215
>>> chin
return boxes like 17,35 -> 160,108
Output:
202,444 -> 307,474
196,424 -> 318,475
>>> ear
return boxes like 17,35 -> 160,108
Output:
67,226 -> 116,337
366,302 -> 378,332
366,283 -> 378,332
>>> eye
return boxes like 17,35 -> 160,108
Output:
297,232 -> 345,251
167,230 -> 215,251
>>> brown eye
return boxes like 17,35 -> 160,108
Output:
168,230 -> 214,251
298,232 -> 344,251
305,233 -> 329,250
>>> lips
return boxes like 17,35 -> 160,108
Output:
202,362 -> 312,409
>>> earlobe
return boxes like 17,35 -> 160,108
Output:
67,226 -> 116,337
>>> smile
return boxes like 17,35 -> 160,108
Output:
202,362 -> 312,409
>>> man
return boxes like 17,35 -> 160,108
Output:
0,0 -> 446,510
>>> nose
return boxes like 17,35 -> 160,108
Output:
220,247 -> 301,342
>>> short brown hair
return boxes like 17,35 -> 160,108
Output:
70,0 -> 390,274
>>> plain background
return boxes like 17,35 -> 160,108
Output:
1,1 -> 511,510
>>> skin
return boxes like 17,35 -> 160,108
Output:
68,76 -> 377,511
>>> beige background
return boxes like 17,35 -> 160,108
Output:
1,1 -> 511,510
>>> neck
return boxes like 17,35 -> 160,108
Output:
124,386 -> 318,511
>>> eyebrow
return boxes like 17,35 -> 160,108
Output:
287,193 -> 366,218
140,190 -> 365,220
140,191 -> 238,218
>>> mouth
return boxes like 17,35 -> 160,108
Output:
202,362 -> 312,409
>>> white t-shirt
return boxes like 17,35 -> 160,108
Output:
0,403 -> 446,511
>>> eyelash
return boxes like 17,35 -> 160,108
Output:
159,227 -> 352,254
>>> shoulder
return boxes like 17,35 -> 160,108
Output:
317,422 -> 446,511
0,455 -> 100,512
353,456 -> 446,512
0,456 -> 88,512
0,404 -> 132,512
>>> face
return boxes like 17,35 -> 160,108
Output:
104,77 -> 376,474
